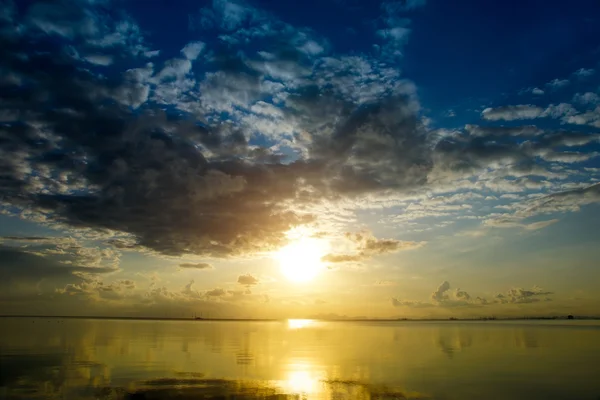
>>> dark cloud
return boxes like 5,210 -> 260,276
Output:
0,243 -> 118,302
0,1 -> 431,260
1,0 -> 598,268
346,231 -> 424,255
496,287 -> 553,304
464,124 -> 543,137
323,231 -> 423,263
321,253 -> 363,263
0,16 -> 312,257
431,281 -> 451,303
237,274 -> 259,286
205,288 -> 226,297
179,262 -> 214,270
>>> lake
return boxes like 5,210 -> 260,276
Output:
0,318 -> 599,399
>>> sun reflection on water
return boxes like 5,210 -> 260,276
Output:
287,319 -> 315,329
280,360 -> 325,397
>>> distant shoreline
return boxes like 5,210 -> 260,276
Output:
1,315 -> 598,322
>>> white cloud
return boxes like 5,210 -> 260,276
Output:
144,50 -> 160,58
563,106 -> 600,128
573,92 -> 600,105
523,219 -> 559,230
181,41 -> 205,60
156,58 -> 192,81
546,78 -> 569,89
482,105 -> 544,121
531,87 -> 544,95
83,54 -> 114,66
481,103 -> 577,121
298,40 -> 324,55
574,68 -> 594,77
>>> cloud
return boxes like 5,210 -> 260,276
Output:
431,281 -> 451,303
573,92 -> 600,105
563,106 -> 600,128
373,280 -> 397,286
181,41 -> 205,60
323,231 -> 424,263
0,7 -> 433,260
496,287 -> 553,304
205,288 -> 226,297
1,0 -> 599,274
393,282 -> 554,308
484,218 -> 559,231
465,124 -> 543,137
83,54 -> 114,66
0,237 -> 120,301
482,105 -> 544,121
546,78 -> 569,89
179,262 -> 214,270
237,274 -> 259,286
390,298 -> 433,308
479,182 -> 600,229
346,231 -> 424,255
322,253 -> 363,263
531,87 -> 544,95
574,68 -> 594,77
523,219 -> 559,230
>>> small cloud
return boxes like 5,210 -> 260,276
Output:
485,218 -> 559,231
205,288 -> 226,297
431,281 -> 451,303
345,231 -> 425,255
574,68 -> 594,77
83,54 -> 113,66
444,109 -> 456,117
457,229 -> 488,238
390,298 -> 433,308
321,253 -> 362,263
546,78 -> 569,89
573,92 -> 600,105
119,279 -> 136,289
531,87 -> 544,95
496,286 -> 553,304
179,262 -> 214,270
181,41 -> 205,60
482,105 -> 543,121
393,282 -> 554,308
237,273 -> 259,286
144,50 -> 160,58
323,231 -> 424,264
523,219 -> 559,231
373,280 -> 397,287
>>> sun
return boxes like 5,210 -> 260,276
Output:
275,236 -> 327,283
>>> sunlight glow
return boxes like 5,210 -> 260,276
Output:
275,233 -> 328,283
287,319 -> 315,329
281,360 -> 324,395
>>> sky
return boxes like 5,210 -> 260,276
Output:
1,0 -> 600,319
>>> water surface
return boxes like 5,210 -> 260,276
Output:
1,318 -> 599,399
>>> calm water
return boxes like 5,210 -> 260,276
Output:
1,318 -> 599,400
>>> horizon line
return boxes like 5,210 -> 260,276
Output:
1,314 -> 598,322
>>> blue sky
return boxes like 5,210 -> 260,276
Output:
1,0 -> 600,319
